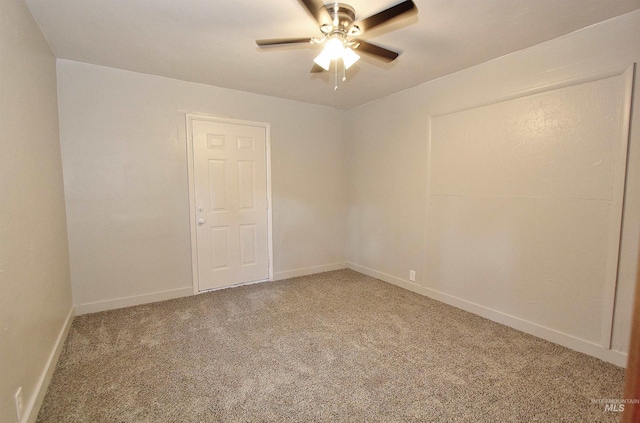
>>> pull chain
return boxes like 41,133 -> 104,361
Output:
333,60 -> 347,90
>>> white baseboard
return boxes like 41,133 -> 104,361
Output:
75,265 -> 349,315
347,262 -> 628,368
348,262 -> 425,294
25,306 -> 74,423
273,262 -> 347,281
74,287 -> 193,315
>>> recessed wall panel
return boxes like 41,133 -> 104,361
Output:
426,72 -> 630,346
426,195 -> 609,344
430,75 -> 623,200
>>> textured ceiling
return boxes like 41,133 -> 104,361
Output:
25,0 -> 640,109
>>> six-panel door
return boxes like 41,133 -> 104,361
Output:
192,120 -> 269,291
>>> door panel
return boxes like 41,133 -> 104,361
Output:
238,161 -> 255,210
209,160 -> 227,210
210,226 -> 229,270
192,120 -> 269,291
239,224 -> 257,265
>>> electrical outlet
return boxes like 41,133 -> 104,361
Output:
14,386 -> 24,421
409,270 -> 416,282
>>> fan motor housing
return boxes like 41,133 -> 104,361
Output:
322,3 -> 360,35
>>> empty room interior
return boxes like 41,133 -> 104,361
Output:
2,0 -> 640,421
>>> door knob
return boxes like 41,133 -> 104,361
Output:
197,218 -> 206,226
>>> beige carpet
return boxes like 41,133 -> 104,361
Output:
37,270 -> 625,422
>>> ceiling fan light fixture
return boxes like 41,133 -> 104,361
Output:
314,36 -> 347,71
314,41 -> 360,71
257,0 -> 417,83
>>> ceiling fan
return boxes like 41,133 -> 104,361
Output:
256,0 -> 417,87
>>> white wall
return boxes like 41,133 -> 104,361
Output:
0,5 -> 633,422
0,1 -> 74,422
347,11 -> 640,366
57,61 -> 348,313
54,10 -> 638,368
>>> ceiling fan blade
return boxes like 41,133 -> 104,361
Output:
298,0 -> 332,27
354,0 -> 417,33
353,40 -> 399,62
256,38 -> 314,47
310,63 -> 326,73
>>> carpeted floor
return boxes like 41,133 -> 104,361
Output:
37,269 -> 625,422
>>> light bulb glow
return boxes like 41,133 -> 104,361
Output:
324,37 -> 344,60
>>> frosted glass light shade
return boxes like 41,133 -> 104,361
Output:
313,49 -> 332,70
314,41 -> 360,71
342,47 -> 360,69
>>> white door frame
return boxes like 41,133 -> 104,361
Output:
186,114 -> 274,294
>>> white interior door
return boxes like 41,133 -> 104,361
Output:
191,119 -> 269,291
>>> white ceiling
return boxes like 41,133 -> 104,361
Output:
25,0 -> 640,109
